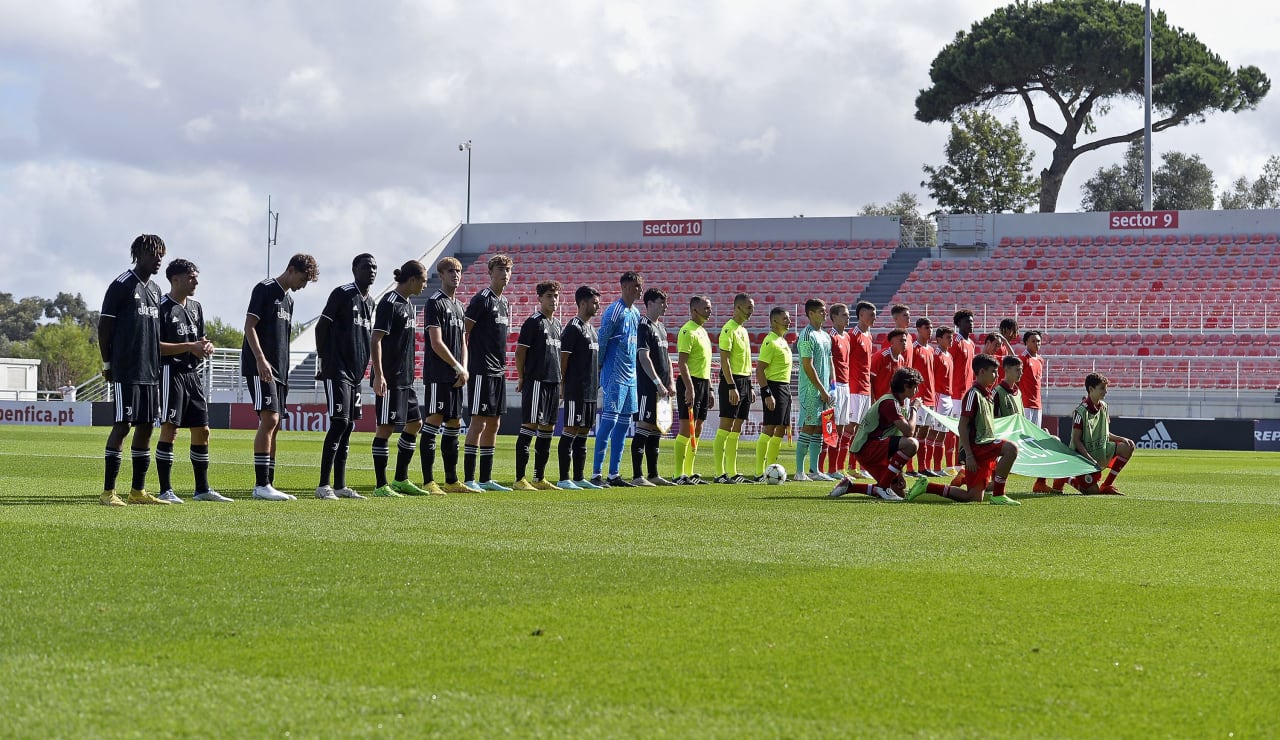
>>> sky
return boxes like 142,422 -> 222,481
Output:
2,0 -> 1278,326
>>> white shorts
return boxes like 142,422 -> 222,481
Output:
1023,407 -> 1043,427
832,385 -> 851,425
848,392 -> 871,426
931,395 -> 955,432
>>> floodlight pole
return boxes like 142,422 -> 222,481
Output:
1143,0 -> 1153,211
266,195 -> 280,277
459,139 -> 472,224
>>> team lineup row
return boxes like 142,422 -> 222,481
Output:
95,235 -> 1135,505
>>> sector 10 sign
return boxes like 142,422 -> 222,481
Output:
643,219 -> 704,237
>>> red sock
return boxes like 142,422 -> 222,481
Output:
945,435 -> 957,467
1053,477 -> 1068,490
927,482 -> 962,500
1103,456 -> 1128,485
992,475 -> 1007,497
818,445 -> 828,472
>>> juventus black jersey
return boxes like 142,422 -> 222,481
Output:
241,278 -> 294,381
465,287 -> 510,377
637,315 -> 672,391
422,289 -> 466,384
101,270 -> 162,385
159,295 -> 205,373
318,282 -> 374,384
373,291 -> 417,388
516,312 -> 562,384
561,316 -> 600,400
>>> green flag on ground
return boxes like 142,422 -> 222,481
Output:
921,407 -> 1100,478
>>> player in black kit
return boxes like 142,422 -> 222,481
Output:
242,253 -> 319,501
559,286 -> 606,488
513,280 -> 563,490
98,234 -> 168,506
421,257 -> 473,494
632,287 -> 677,486
370,260 -> 434,497
463,253 -> 513,491
155,258 -> 229,503
314,253 -> 377,500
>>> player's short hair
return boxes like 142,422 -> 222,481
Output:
830,302 -> 848,317
855,301 -> 876,317
733,292 -> 752,307
887,328 -> 907,342
954,309 -> 974,324
689,295 -> 709,309
130,234 -> 167,263
999,317 -> 1019,334
804,298 -> 826,314
575,285 -> 601,305
165,258 -> 197,280
891,367 -> 923,394
620,271 -> 642,286
487,253 -> 513,271
972,353 -> 999,373
436,257 -> 462,275
1002,355 -> 1023,370
352,253 -> 375,269
935,326 -> 954,339
393,260 -> 426,283
1023,330 -> 1042,344
536,280 -> 561,297
769,307 -> 788,322
643,288 -> 667,305
890,303 -> 910,317
915,317 -> 932,328
1085,372 -> 1109,391
288,253 -> 320,282
983,333 -> 1001,347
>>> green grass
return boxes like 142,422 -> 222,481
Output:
2,426 -> 1279,737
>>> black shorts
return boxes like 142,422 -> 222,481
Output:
112,382 -> 159,425
676,376 -> 711,422
375,386 -> 422,427
246,376 -> 288,415
424,381 -> 464,421
761,381 -> 792,426
468,374 -> 507,417
323,379 -> 363,421
717,374 -> 754,420
636,389 -> 665,426
521,380 -> 560,426
565,399 -> 597,429
160,368 -> 208,428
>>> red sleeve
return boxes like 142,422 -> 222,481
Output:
960,388 -> 979,419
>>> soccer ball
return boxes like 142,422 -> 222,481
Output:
765,463 -> 787,485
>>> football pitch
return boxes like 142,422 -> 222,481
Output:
1,426 -> 1277,737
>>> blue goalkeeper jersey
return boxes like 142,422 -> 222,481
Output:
598,298 -> 639,390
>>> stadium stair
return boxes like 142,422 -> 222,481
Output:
859,247 -> 931,308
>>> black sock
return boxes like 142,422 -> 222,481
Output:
479,445 -> 495,483
104,447 -> 122,491
631,429 -> 648,480
573,434 -> 588,481
155,441 -> 174,491
254,453 -> 270,487
558,433 -> 575,483
441,427 -> 460,484
420,424 -> 439,483
130,447 -> 151,491
373,437 -> 390,487
646,431 -> 661,479
534,430 -> 552,481
464,443 -> 478,482
320,419 -> 346,487
395,433 -> 416,481
333,425 -> 353,489
516,427 -> 535,480
190,444 -> 210,492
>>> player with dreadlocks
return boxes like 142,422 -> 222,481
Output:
98,234 -> 168,506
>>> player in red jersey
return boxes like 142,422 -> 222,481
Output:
883,303 -> 916,368
930,326 -> 956,474
1017,330 -> 1054,493
947,354 -> 1020,505
946,310 -> 977,469
823,303 -> 853,475
871,329 -> 909,400
911,317 -> 944,476
843,301 -> 877,478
